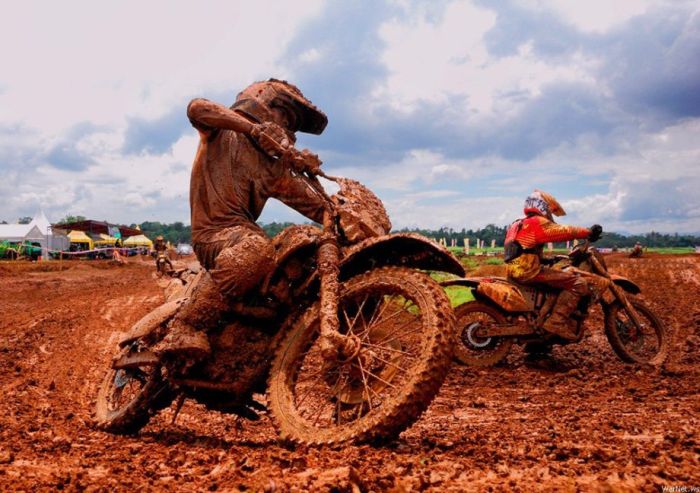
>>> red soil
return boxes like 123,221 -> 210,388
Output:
0,253 -> 698,491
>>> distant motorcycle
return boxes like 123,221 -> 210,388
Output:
155,252 -> 171,278
93,148 -> 462,445
442,240 -> 668,367
629,245 -> 643,258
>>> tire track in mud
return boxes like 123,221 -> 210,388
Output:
0,257 -> 698,491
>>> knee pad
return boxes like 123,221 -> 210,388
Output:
210,235 -> 275,299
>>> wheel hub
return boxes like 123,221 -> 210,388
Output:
464,322 -> 492,348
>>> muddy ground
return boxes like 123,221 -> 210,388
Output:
0,253 -> 698,492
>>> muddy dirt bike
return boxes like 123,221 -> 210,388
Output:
629,246 -> 643,259
442,240 -> 668,367
155,252 -> 171,278
94,149 -> 463,445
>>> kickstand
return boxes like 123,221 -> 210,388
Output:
171,395 -> 186,424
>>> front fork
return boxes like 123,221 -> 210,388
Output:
316,211 -> 358,361
588,255 -> 645,331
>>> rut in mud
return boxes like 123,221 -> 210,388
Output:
0,253 -> 698,491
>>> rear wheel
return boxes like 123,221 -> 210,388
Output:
604,299 -> 668,365
94,343 -> 173,434
453,301 -> 513,367
267,267 -> 454,445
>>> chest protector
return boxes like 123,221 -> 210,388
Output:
504,218 -> 525,263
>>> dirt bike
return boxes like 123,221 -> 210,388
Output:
442,240 -> 668,367
155,252 -> 171,278
629,246 -> 643,258
94,149 -> 464,445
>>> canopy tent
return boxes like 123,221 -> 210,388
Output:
123,234 -> 153,248
0,210 -> 69,257
67,230 -> 94,251
51,220 -> 140,239
93,233 -> 119,247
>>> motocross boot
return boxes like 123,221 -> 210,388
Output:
542,290 -> 581,341
154,273 -> 227,361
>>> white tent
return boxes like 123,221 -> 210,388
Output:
0,210 -> 69,258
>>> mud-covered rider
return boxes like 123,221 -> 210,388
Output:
153,235 -> 173,272
630,242 -> 643,257
153,79 -> 328,364
504,190 -> 602,341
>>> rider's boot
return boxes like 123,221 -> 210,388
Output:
542,290 -> 581,341
154,273 -> 226,362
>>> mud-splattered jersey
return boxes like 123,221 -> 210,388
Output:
187,100 -> 325,246
506,215 -> 590,282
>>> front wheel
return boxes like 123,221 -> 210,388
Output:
94,343 -> 173,434
267,267 -> 454,445
452,301 -> 513,367
604,299 -> 668,365
156,260 -> 167,278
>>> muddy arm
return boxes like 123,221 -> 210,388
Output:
188,98 -> 290,156
187,98 -> 256,135
273,171 -> 326,224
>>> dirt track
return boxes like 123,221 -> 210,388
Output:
0,253 -> 698,492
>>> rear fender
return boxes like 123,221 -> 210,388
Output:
610,274 -> 641,294
441,277 -> 534,312
339,233 -> 465,280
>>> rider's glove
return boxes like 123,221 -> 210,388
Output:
280,148 -> 323,175
250,122 -> 289,158
588,224 -> 603,242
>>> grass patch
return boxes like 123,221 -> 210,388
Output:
429,271 -> 474,307
443,286 -> 474,307
645,247 -> 697,254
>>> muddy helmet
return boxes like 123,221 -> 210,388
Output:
523,190 -> 566,220
231,79 -> 328,135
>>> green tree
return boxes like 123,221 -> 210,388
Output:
18,216 -> 33,224
57,215 -> 87,225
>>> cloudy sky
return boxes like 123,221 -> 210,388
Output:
2,0 -> 699,234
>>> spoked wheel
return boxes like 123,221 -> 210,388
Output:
267,267 -> 454,445
94,343 -> 173,434
453,301 -> 513,367
604,299 -> 668,365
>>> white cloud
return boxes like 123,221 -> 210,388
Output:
374,1 -> 598,118
0,1 -> 325,133
0,1 -> 325,223
515,0 -> 679,33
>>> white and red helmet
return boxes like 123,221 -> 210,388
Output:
523,189 -> 566,220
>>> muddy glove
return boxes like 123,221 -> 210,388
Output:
588,224 -> 603,242
250,122 -> 289,157
280,148 -> 322,175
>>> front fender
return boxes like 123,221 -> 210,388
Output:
118,299 -> 185,347
610,274 -> 641,294
340,233 -> 465,280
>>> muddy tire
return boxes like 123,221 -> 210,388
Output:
267,267 -> 454,445
156,260 -> 167,278
94,345 -> 173,434
604,299 -> 669,366
452,301 -> 513,367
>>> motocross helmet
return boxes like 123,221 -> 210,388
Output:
231,79 -> 328,135
523,189 -> 566,221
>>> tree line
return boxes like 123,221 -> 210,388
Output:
7,216 -> 700,248
134,221 -> 700,248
